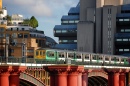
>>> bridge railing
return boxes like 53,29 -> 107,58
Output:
0,57 -> 130,67
20,72 -> 45,86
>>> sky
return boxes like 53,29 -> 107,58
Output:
3,0 -> 79,43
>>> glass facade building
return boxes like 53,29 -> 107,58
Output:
115,4 -> 130,56
53,3 -> 80,50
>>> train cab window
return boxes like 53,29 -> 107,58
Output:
36,51 -> 39,55
43,52 -> 45,55
40,51 -> 42,55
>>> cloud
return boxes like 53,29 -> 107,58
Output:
3,0 -> 78,17
3,0 -> 79,42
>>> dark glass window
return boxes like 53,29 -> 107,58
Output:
24,34 -> 28,38
18,33 -> 23,38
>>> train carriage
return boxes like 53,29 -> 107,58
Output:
56,50 -> 67,61
34,48 -> 46,59
75,52 -> 83,62
66,51 -> 76,61
46,49 -> 57,61
91,54 -> 103,63
82,53 -> 91,62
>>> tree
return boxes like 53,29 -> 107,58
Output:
29,16 -> 38,28
23,18 -> 30,25
6,15 -> 12,25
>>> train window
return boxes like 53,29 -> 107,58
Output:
111,58 -> 114,61
68,53 -> 74,58
85,55 -> 89,59
47,51 -> 55,57
62,54 -> 64,57
105,58 -> 109,60
36,51 -> 39,55
77,55 -> 81,59
43,52 -> 45,55
40,51 -> 42,55
93,55 -> 96,60
116,58 -> 119,61
59,54 -> 61,57
121,59 -> 124,62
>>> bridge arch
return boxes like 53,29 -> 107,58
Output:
20,72 -> 46,86
88,71 -> 108,86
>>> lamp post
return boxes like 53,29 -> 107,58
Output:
22,42 -> 26,63
5,37 -> 9,63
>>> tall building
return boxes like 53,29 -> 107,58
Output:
77,0 -> 129,55
0,0 -> 46,59
53,3 -> 80,50
115,4 -> 130,55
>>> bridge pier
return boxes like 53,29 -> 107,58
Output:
119,73 -> 125,86
44,65 -> 84,86
0,66 -> 26,86
82,72 -> 88,86
107,70 -> 127,86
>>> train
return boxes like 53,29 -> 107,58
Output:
34,48 -> 130,65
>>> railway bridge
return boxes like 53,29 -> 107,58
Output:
0,57 -> 130,86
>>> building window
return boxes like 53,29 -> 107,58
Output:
69,20 -> 74,23
119,19 -> 123,21
62,30 -> 67,33
18,33 -> 23,38
75,20 -> 79,23
116,39 -> 122,41
62,21 -> 68,23
0,34 -> 4,37
124,19 -> 129,21
119,49 -> 123,51
24,34 -> 28,38
12,33 -> 17,38
0,28 -> 4,32
121,29 -> 124,32
27,49 -> 33,52
11,49 -> 14,53
124,49 -> 129,51
123,39 -> 128,41
56,30 -> 61,33
125,29 -> 130,32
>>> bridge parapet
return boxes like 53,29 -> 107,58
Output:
20,72 -> 45,86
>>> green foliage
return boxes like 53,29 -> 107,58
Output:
6,15 -> 11,21
29,16 -> 38,28
23,18 -> 30,25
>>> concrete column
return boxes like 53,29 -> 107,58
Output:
108,72 -> 113,86
9,73 -> 20,86
113,73 -> 119,86
0,72 -> 10,86
57,73 -> 67,86
82,72 -> 88,86
68,72 -> 78,86
119,73 -> 125,86
78,73 -> 82,86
